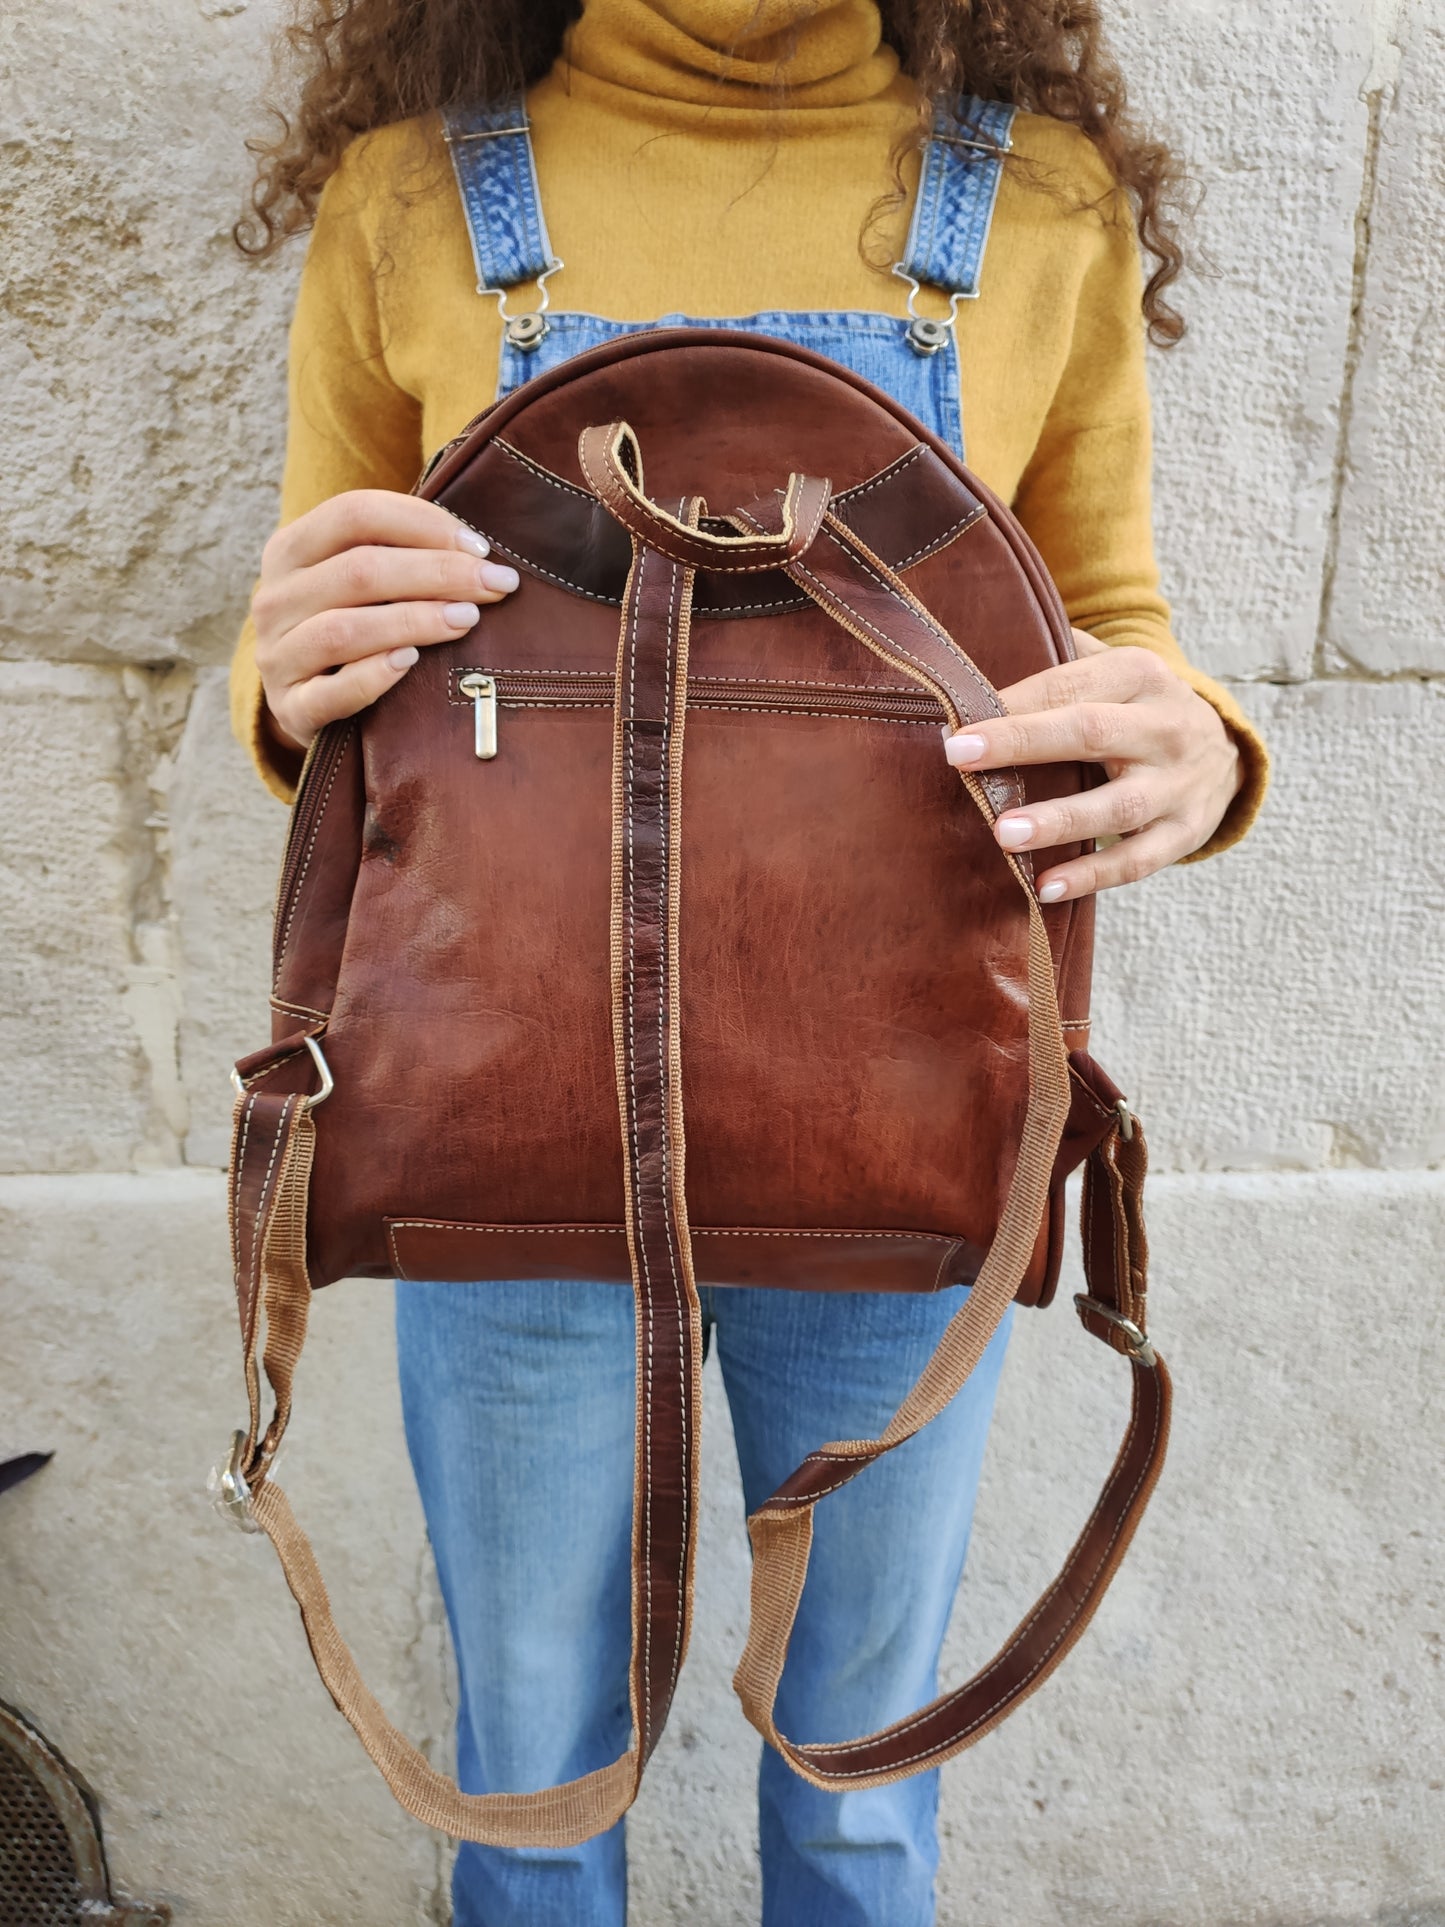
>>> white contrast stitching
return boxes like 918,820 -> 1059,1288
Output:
275,733 -> 348,976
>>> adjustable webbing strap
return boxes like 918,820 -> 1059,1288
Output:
900,96 -> 1018,301
441,96 -> 557,297
222,442 -> 1169,1843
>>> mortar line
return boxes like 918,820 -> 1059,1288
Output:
1313,73 -> 1391,677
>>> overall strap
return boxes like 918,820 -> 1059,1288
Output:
441,95 -> 558,297
899,96 -> 1017,303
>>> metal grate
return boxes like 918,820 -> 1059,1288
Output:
0,1729 -> 82,1926
0,1703 -> 170,1927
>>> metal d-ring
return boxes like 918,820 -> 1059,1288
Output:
1073,1295 -> 1157,1368
208,1429 -> 262,1533
892,266 -> 964,358
229,1033 -> 334,1109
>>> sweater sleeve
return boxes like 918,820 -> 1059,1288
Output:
1009,200 -> 1268,861
229,138 -> 426,802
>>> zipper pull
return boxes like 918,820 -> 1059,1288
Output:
458,673 -> 498,759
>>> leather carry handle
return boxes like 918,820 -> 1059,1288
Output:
578,420 -> 831,572
224,445 -> 1169,1844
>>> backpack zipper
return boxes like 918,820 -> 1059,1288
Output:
453,668 -> 946,758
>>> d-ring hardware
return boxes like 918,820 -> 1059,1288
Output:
230,1033 -> 334,1110
1073,1296 -> 1157,1368
207,1429 -> 261,1533
1115,1097 -> 1135,1142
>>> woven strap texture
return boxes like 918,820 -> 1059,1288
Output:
224,438 -> 1170,1843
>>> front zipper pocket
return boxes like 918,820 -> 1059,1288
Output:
450,667 -> 947,757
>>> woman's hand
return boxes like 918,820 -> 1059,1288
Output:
944,632 -> 1242,901
251,490 -> 520,752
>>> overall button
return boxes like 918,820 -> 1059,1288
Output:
907,316 -> 951,357
505,312 -> 549,352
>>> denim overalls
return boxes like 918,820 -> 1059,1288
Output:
397,96 -> 1020,1927
441,92 -> 1016,458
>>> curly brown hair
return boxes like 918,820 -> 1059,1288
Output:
236,0 -> 1188,344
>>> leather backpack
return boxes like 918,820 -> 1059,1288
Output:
220,330 -> 1171,1847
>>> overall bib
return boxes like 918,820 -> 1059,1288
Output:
397,94 -> 1019,1927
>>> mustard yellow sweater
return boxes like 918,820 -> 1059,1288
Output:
231,0 -> 1267,853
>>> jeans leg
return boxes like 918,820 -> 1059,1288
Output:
395,1278 -> 636,1927
711,1285 -> 1013,1927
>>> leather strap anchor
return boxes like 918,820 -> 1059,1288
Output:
578,420 -> 830,573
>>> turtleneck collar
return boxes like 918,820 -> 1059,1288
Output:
562,0 -> 901,110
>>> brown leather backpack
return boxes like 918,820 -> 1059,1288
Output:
221,330 -> 1170,1847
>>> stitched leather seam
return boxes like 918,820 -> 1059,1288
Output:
236,1045 -> 309,1090
231,1095 -> 255,1283
499,434 -> 912,511
453,668 -> 922,693
814,521 -> 1000,726
247,1098 -> 291,1347
495,436 -> 593,499
802,1379 -> 1164,1772
836,443 -> 926,499
931,1238 -> 963,1291
451,700 -> 944,725
583,431 -> 803,574
658,538 -> 690,1705
622,548 -> 657,1735
275,734 -> 348,978
269,997 -> 332,1020
385,1222 -> 964,1244
895,503 -> 986,569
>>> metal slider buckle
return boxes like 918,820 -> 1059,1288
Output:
932,129 -> 1014,156
230,1032 -> 334,1109
1073,1295 -> 1157,1368
207,1430 -> 262,1534
443,126 -> 530,143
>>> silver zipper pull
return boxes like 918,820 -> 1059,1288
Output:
458,673 -> 498,759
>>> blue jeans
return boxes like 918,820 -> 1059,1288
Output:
395,1279 -> 1012,1927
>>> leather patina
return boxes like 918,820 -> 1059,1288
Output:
227,329 -> 1170,1846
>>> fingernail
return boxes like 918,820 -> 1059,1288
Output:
997,816 -> 1034,850
1038,879 -> 1068,903
443,601 -> 480,628
455,527 -> 490,558
387,646 -> 419,670
944,733 -> 987,768
480,561 -> 520,593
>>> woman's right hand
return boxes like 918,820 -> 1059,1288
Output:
251,489 -> 520,752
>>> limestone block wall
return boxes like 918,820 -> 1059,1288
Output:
1,2 -> 1441,1923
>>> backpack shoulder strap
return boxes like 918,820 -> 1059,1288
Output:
441,95 -> 558,297
899,95 -> 1018,302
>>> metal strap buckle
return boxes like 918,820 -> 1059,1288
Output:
207,1430 -> 261,1533
1073,1295 -> 1157,1368
230,1032 -> 334,1109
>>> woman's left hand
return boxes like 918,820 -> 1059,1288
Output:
943,631 -> 1243,902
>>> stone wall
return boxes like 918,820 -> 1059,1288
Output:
2,1 -> 1441,1921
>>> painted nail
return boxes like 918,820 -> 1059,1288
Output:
455,527 -> 490,558
1038,879 -> 1068,903
997,816 -> 1034,849
443,601 -> 480,628
944,733 -> 987,768
480,561 -> 520,593
387,646 -> 420,670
